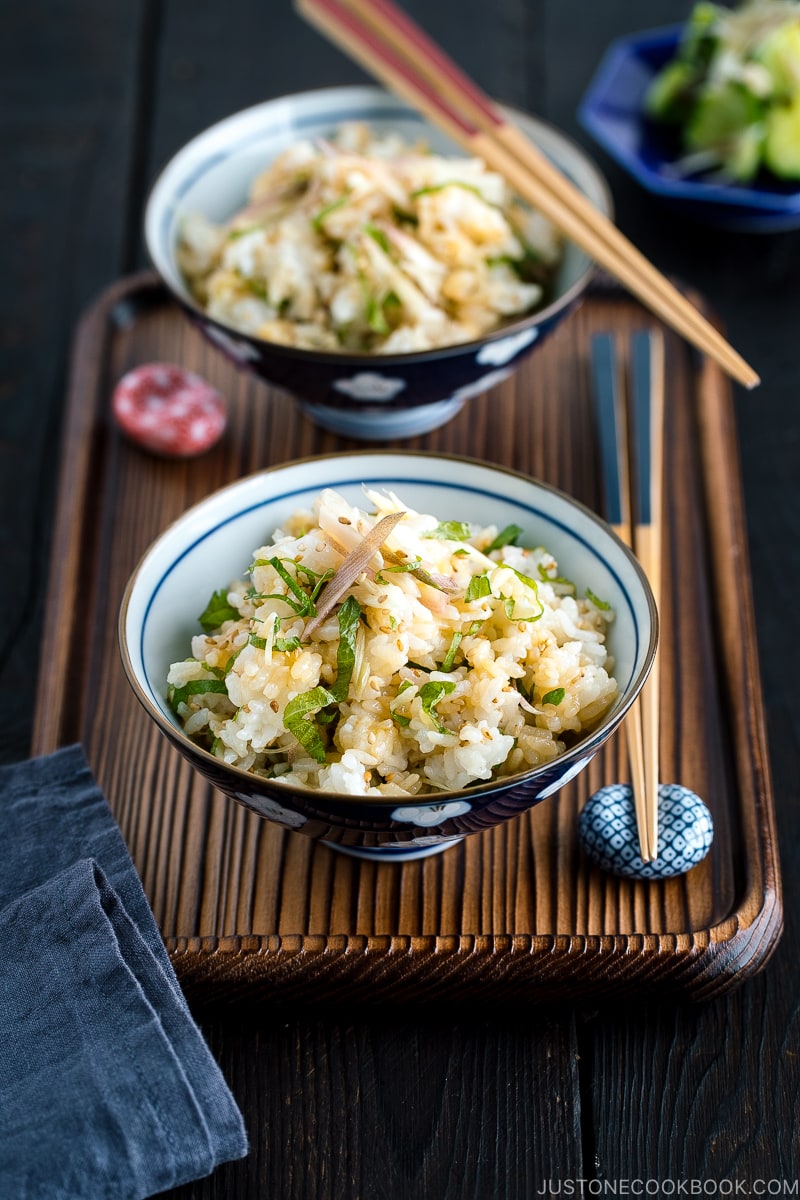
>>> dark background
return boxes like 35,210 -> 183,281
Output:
2,1 -> 798,1194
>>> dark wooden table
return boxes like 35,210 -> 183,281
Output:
3,1 -> 798,1194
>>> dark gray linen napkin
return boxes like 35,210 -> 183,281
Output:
0,745 -> 248,1199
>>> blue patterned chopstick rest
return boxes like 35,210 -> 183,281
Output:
578,782 -> 713,879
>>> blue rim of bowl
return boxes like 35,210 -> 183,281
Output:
144,85 -> 613,366
579,24 -> 800,215
118,450 -> 659,809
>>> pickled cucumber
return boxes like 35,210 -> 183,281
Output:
764,92 -> 800,174
685,83 -> 766,179
757,22 -> 800,96
646,0 -> 800,182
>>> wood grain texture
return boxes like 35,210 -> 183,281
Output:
30,274 -> 781,1005
0,0 -> 149,760
161,1005 -> 584,1200
582,981 -> 800,1183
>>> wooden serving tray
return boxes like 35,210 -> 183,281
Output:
32,271 -> 781,1003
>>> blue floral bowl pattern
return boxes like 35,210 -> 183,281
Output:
119,453 -> 658,861
579,26 -> 800,232
145,86 -> 611,439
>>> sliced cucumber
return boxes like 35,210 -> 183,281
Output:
686,82 -> 763,150
757,20 -> 800,99
764,92 -> 800,177
645,61 -> 699,123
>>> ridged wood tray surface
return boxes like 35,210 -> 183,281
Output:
31,271 -> 781,1003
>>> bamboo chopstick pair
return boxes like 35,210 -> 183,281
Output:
295,0 -> 759,390
591,331 -> 664,862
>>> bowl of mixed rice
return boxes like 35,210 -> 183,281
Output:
119,453 -> 657,861
145,86 -> 610,439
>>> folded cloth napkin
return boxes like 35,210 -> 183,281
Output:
0,745 -> 248,1199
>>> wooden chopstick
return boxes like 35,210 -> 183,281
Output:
591,333 -> 653,862
630,330 -> 664,860
297,0 -> 759,391
339,0 -> 756,390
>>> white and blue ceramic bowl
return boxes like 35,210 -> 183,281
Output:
580,26 -> 800,233
145,86 -> 611,439
119,453 -> 658,861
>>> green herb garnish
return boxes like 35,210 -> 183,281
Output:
275,636 -> 302,653
329,596 -> 361,702
282,686 -> 336,763
365,223 -> 391,254
364,289 -> 402,336
484,524 -> 523,553
514,242 -> 548,283
542,687 -> 566,706
410,181 -> 484,199
247,278 -> 270,302
280,599 -> 363,757
219,647 -> 244,674
266,557 -> 317,618
282,561 -> 334,605
168,677 -> 229,711
392,206 -> 418,226
502,564 -> 539,589
366,294 -> 390,335
375,558 -> 422,583
198,590 -> 240,632
419,679 -> 456,734
311,195 -> 348,232
250,615 -> 303,653
439,632 -> 463,672
423,520 -> 471,541
227,224 -> 261,241
465,574 -> 492,603
500,565 -> 545,622
538,563 -> 576,593
585,587 -> 611,611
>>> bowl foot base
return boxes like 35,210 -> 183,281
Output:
320,837 -> 464,862
300,397 -> 464,440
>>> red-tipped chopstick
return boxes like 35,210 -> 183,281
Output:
296,0 -> 759,391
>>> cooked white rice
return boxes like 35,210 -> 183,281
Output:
177,121 -> 562,354
167,487 -> 618,797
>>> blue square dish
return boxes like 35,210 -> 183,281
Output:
579,25 -> 800,232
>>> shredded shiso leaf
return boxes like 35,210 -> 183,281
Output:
484,523 -> 523,552
419,680 -> 457,734
198,589 -> 240,631
167,487 -> 620,795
